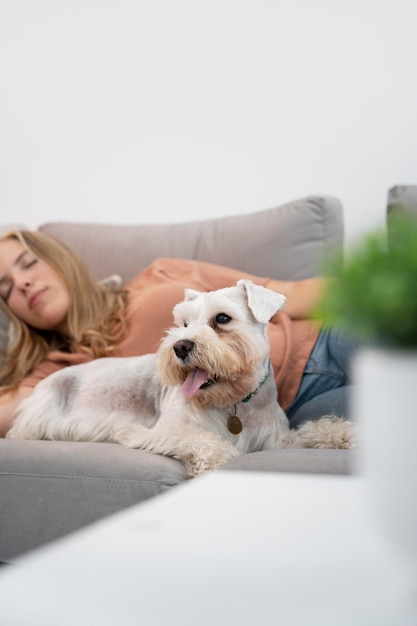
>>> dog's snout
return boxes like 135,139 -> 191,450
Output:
173,339 -> 195,361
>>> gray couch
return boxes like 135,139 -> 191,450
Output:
0,195 -> 355,563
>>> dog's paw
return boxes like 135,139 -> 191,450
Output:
185,458 -> 223,477
184,453 -> 233,477
297,416 -> 357,450
184,444 -> 240,477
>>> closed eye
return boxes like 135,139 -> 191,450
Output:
0,255 -> 38,302
24,259 -> 37,270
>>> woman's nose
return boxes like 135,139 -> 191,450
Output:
15,273 -> 32,291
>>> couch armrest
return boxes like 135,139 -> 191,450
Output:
387,185 -> 417,220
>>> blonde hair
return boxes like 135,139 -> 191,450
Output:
0,230 -> 129,394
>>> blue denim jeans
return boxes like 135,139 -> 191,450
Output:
286,326 -> 361,428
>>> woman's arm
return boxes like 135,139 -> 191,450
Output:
266,277 -> 330,319
0,386 -> 33,437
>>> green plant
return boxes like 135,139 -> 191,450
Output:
315,212 -> 417,348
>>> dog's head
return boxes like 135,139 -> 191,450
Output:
156,280 -> 286,408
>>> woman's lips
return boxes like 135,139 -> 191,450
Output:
29,289 -> 46,309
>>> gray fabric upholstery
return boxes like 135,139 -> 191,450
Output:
387,184 -> 417,219
223,448 -> 356,475
0,440 -> 187,562
0,194 -> 347,562
38,195 -> 343,284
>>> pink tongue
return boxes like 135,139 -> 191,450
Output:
182,369 -> 210,398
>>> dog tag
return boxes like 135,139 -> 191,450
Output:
227,415 -> 243,435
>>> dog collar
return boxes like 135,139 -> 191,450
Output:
227,360 -> 271,435
241,360 -> 271,403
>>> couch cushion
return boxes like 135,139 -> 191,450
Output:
223,448 -> 356,475
0,439 -> 188,562
38,195 -> 343,284
387,184 -> 417,219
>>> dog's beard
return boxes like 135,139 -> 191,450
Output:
188,369 -> 259,409
157,330 -> 266,409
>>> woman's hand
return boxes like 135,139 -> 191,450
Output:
0,386 -> 33,437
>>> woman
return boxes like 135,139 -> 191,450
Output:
0,230 -> 358,437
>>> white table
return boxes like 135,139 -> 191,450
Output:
0,470 -> 415,626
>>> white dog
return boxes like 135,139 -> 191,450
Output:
7,280 -> 355,476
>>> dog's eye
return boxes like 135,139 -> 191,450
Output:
183,321 -> 188,328
215,313 -> 231,325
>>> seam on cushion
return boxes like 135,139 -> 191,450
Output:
312,196 -> 341,271
307,197 -> 327,274
0,472 -> 184,486
313,196 -> 327,247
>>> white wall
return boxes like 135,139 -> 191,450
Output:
1,0 -> 416,244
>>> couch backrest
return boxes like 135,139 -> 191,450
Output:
38,195 -> 343,283
387,185 -> 417,221
0,195 -> 343,367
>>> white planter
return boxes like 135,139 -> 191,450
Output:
353,347 -> 417,570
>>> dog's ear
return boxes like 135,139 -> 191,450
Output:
184,288 -> 203,301
237,280 -> 286,323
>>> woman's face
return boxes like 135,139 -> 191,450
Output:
0,238 -> 71,334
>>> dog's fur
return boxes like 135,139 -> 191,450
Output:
7,280 -> 355,476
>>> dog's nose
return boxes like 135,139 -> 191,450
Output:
173,339 -> 195,361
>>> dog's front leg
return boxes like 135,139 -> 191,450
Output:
169,425 -> 240,477
115,421 -> 239,477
